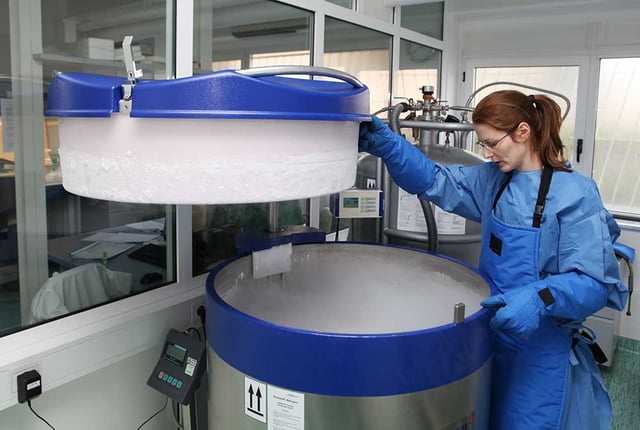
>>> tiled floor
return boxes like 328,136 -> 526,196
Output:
601,337 -> 640,430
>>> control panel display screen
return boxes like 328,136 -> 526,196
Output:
343,197 -> 359,208
163,342 -> 187,367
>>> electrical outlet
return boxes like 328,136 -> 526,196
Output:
11,362 -> 41,394
17,370 -> 42,403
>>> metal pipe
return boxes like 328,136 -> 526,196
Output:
464,81 -> 571,121
267,202 -> 279,233
453,303 -> 466,324
398,120 -> 474,132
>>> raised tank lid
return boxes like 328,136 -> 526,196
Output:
46,66 -> 370,121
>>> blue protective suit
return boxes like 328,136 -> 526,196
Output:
359,117 -> 628,429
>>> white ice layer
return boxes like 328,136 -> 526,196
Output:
215,243 -> 491,334
57,116 -> 359,204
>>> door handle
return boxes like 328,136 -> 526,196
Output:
576,138 -> 583,163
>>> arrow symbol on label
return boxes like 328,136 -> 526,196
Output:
255,387 -> 262,411
245,377 -> 266,421
247,384 -> 264,416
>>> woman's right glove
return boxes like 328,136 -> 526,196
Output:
358,116 -> 435,195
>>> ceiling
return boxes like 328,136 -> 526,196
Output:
445,0 -> 638,13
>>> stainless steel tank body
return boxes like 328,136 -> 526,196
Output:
385,118 -> 484,266
206,242 -> 495,429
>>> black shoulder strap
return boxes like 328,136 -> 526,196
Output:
492,172 -> 513,210
533,165 -> 553,228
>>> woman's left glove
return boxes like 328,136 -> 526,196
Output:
481,286 -> 553,338
481,273 -> 610,338
358,116 -> 435,195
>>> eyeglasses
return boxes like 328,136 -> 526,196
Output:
475,128 -> 515,151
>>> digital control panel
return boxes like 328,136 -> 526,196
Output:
334,189 -> 383,218
147,329 -> 206,405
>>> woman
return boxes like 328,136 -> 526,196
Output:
358,90 -> 628,430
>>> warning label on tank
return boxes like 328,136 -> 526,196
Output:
268,386 -> 305,430
396,188 -> 466,234
245,377 -> 267,423
397,189 -> 427,232
433,206 -> 466,235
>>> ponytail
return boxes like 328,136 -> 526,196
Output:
530,94 -> 569,171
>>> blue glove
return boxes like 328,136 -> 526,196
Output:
358,116 -> 435,195
481,286 -> 549,338
358,116 -> 404,157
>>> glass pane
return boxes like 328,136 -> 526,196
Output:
593,58 -> 640,215
400,2 -> 444,41
0,0 -> 18,335
191,0 -> 312,275
323,17 -> 391,242
325,17 -> 391,121
398,40 -> 441,99
396,39 -> 441,138
473,66 -> 578,159
326,0 -> 353,8
195,0 -> 311,73
0,0 -> 175,336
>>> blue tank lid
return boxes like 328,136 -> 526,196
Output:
46,66 -> 370,121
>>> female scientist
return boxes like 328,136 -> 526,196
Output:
358,90 -> 628,430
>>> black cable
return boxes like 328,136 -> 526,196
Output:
27,400 -> 56,430
196,305 -> 207,341
136,397 -> 168,430
184,326 -> 202,340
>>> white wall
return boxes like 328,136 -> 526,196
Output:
0,347 -> 175,430
442,0 -> 640,106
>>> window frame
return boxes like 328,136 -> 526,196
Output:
586,46 -> 640,221
461,54 -> 591,175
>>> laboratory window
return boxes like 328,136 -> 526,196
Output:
194,0 -> 311,72
326,0 -> 353,9
324,16 -> 392,118
191,0 -> 312,276
397,40 -> 441,101
394,39 -> 442,142
322,17 -> 392,241
399,2 -> 444,41
472,66 -> 579,159
593,57 -> 640,217
0,0 -> 175,337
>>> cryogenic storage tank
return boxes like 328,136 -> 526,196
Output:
206,243 -> 495,429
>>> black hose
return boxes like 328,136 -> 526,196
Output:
388,103 -> 407,133
419,199 -> 439,253
387,103 -> 439,252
